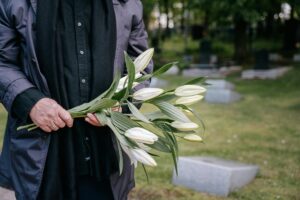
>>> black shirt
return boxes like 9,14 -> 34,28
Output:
13,0 -> 117,178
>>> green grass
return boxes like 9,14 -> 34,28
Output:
1,68 -> 300,199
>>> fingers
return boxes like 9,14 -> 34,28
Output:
112,106 -> 122,112
85,113 -> 102,127
29,98 -> 74,133
53,116 -> 66,128
40,125 -> 52,133
58,107 -> 73,128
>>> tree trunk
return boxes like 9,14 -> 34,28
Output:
234,17 -> 248,64
282,3 -> 298,53
180,0 -> 185,33
163,0 -> 171,37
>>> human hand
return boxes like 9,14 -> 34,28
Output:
29,98 -> 74,133
85,106 -> 122,127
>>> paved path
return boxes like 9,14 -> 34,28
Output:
0,187 -> 15,200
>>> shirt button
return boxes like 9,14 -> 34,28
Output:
81,79 -> 86,84
77,22 -> 82,27
79,50 -> 84,55
85,137 -> 89,141
85,156 -> 91,161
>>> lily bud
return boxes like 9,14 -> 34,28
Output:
125,127 -> 158,144
175,85 -> 206,97
171,121 -> 199,131
176,95 -> 203,105
133,88 -> 164,101
134,48 -> 154,73
122,146 -> 138,168
183,134 -> 203,142
118,73 -> 143,88
131,148 -> 157,167
116,81 -> 140,92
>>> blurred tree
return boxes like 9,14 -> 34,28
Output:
191,0 -> 285,63
283,0 -> 300,52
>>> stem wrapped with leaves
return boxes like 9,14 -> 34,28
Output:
17,48 -> 207,175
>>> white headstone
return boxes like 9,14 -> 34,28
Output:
205,89 -> 241,104
241,67 -> 291,80
165,65 -> 179,75
150,77 -> 168,88
206,80 -> 235,90
269,53 -> 282,62
293,54 -> 300,62
182,68 -> 223,78
172,157 -> 259,197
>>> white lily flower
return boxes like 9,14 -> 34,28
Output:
117,73 -> 143,91
134,48 -> 154,73
122,145 -> 138,168
171,121 -> 199,131
116,81 -> 140,92
176,95 -> 203,105
125,127 -> 158,144
133,88 -> 164,101
175,85 -> 206,97
137,143 -> 151,151
131,148 -> 157,167
183,134 -> 203,142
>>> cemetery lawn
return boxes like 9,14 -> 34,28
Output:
0,67 -> 300,199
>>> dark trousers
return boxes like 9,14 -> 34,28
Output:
78,176 -> 114,200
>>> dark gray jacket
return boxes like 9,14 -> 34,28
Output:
0,0 -> 153,199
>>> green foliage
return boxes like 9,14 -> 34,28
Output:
130,67 -> 300,200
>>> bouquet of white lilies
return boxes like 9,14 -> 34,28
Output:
18,48 -> 207,175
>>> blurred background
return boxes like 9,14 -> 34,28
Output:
1,0 -> 300,199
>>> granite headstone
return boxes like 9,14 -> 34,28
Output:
172,156 -> 259,197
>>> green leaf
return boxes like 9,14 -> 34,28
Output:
95,112 -> 108,125
110,111 -> 140,132
68,102 -> 92,113
147,93 -> 176,103
152,62 -> 178,77
175,104 -> 206,132
135,74 -> 152,83
87,98 -> 118,113
103,71 -> 121,99
112,88 -> 127,100
147,138 -> 171,153
142,164 -> 150,183
143,111 -> 167,121
122,52 -> 136,101
107,118 -> 130,146
126,100 -> 151,123
153,101 -> 191,123
134,48 -> 154,73
183,77 -> 206,85
115,138 -> 124,175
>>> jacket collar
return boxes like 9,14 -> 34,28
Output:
30,0 -> 128,14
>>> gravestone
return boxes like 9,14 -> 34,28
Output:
254,49 -> 269,69
150,77 -> 168,88
293,54 -> 300,62
204,80 -> 241,104
172,156 -> 259,197
269,53 -> 282,62
182,68 -> 223,78
219,66 -> 242,76
241,67 -> 292,80
0,187 -> 15,200
164,65 -> 179,75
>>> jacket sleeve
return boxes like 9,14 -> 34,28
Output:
122,0 -> 153,112
127,0 -> 153,93
0,2 -> 36,113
